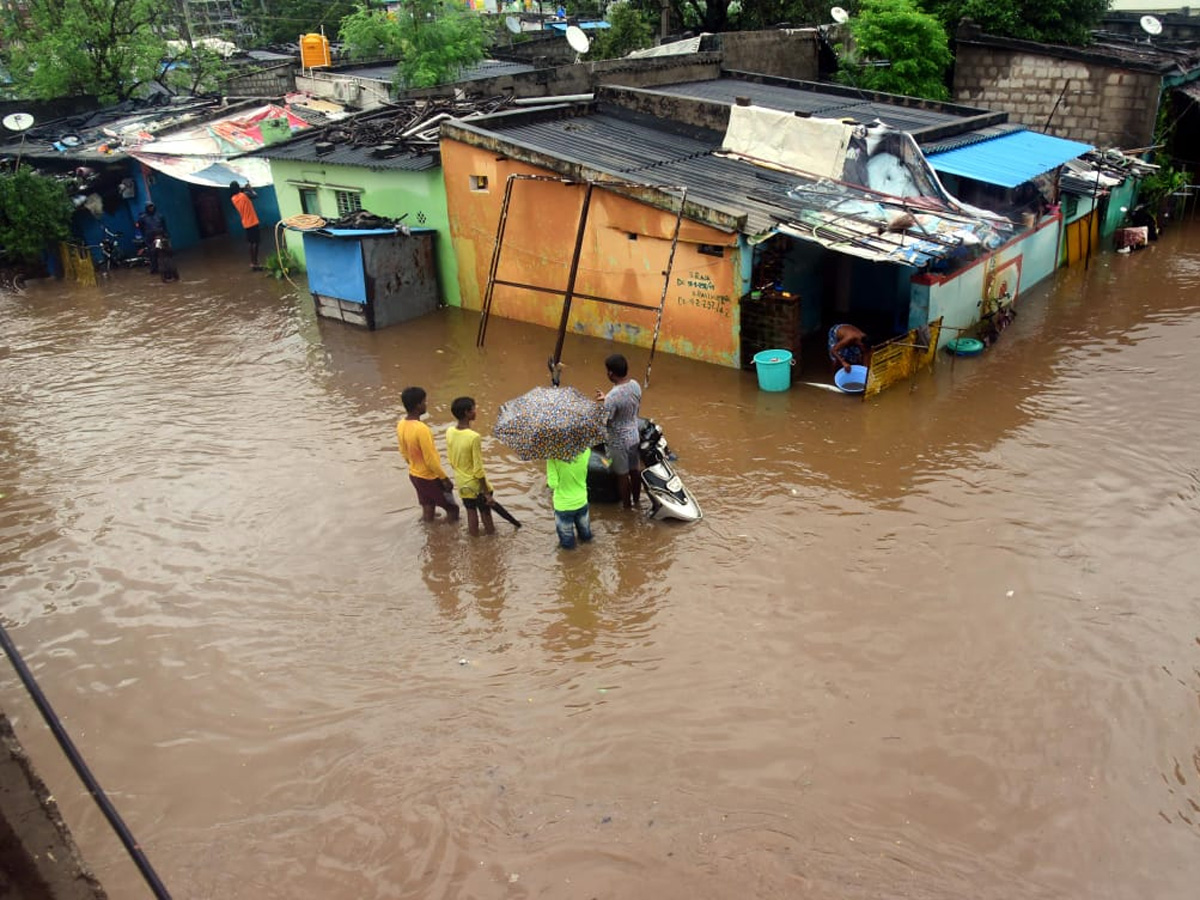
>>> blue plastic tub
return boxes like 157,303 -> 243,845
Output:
835,364 -> 868,393
752,349 -> 794,392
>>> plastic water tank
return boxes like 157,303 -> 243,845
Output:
300,33 -> 331,68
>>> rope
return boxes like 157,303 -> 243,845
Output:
283,214 -> 326,230
272,216 -> 327,293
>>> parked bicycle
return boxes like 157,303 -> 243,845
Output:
94,225 -> 150,273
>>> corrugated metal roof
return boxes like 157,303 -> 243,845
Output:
652,78 -> 985,136
925,129 -> 1093,188
470,105 -> 1010,265
256,137 -> 436,172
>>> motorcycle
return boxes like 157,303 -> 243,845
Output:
96,225 -> 149,272
587,418 -> 703,522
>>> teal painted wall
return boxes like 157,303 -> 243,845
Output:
265,159 -> 461,307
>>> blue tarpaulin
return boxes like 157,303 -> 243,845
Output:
925,130 -> 1093,189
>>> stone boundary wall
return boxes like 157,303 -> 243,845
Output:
403,54 -> 724,102
223,62 -> 298,99
717,29 -> 819,83
953,42 -> 1163,149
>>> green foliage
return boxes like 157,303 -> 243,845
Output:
246,0 -> 360,47
162,44 -> 235,96
590,2 -> 655,60
838,0 -> 950,101
0,167 -> 74,265
918,0 -> 1109,46
0,0 -> 170,104
1138,102 -> 1189,213
339,4 -> 406,60
341,0 -> 485,88
395,0 -> 487,89
736,0 -> 832,29
264,248 -> 294,280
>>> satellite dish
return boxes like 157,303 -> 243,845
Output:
831,6 -> 850,24
1140,15 -> 1162,36
2,112 -> 34,132
565,25 -> 590,55
505,15 -> 521,34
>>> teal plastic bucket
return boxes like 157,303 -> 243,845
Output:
752,349 -> 793,392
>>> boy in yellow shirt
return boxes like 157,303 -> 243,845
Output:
396,386 -> 459,523
447,396 -> 521,535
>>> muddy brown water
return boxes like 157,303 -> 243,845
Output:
2,226 -> 1200,899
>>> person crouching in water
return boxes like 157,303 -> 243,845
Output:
396,386 -> 459,523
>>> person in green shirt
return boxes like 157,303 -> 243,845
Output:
546,448 -> 593,549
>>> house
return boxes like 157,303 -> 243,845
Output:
252,96 -> 523,308
952,19 -> 1200,151
0,95 -> 331,268
438,75 -> 1097,382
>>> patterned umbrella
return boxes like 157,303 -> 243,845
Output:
493,386 -> 606,462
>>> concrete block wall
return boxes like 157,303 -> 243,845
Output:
717,29 -> 819,83
403,54 -> 723,102
954,45 -> 1161,149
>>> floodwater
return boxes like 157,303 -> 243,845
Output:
2,224 -> 1200,900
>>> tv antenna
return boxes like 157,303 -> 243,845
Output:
3,112 -> 35,168
504,15 -> 521,35
565,24 -> 590,61
831,6 -> 850,24
1140,15 -> 1162,40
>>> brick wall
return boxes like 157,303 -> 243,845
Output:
953,44 -> 1162,149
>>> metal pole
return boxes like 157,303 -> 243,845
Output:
0,622 -> 173,900
550,182 -> 594,374
645,188 -> 687,388
477,173 -> 518,348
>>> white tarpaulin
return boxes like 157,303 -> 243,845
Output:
721,105 -> 853,179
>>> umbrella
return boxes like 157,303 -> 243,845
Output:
493,386 -> 606,461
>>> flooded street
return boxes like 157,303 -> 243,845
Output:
3,223 -> 1200,899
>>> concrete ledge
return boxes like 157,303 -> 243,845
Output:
0,713 -> 107,900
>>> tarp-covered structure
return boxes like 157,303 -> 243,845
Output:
130,104 -> 314,187
718,105 -> 1013,268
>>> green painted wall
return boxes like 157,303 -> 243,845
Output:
266,159 -> 461,307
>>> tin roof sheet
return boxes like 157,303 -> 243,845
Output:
924,129 -> 1094,188
466,104 -> 1012,265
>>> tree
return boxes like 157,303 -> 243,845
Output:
736,0 -> 831,30
246,0 -> 360,48
837,0 -> 951,101
339,1 -> 486,89
339,4 -> 405,60
918,0 -> 1109,46
160,42 -> 236,96
591,2 -> 655,60
0,167 -> 75,265
0,0 -> 170,104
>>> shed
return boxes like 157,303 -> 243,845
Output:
300,227 -> 440,329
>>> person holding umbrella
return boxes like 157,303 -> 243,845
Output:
447,396 -> 521,535
492,384 -> 608,549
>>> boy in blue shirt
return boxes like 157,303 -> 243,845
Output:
546,448 -> 592,549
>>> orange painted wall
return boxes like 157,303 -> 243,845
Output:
442,138 -> 743,367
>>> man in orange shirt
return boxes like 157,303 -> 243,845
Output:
229,181 -> 261,270
397,386 -> 459,523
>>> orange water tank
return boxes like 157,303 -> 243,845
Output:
300,33 -> 331,68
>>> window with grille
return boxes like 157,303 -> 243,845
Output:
335,190 -> 363,216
